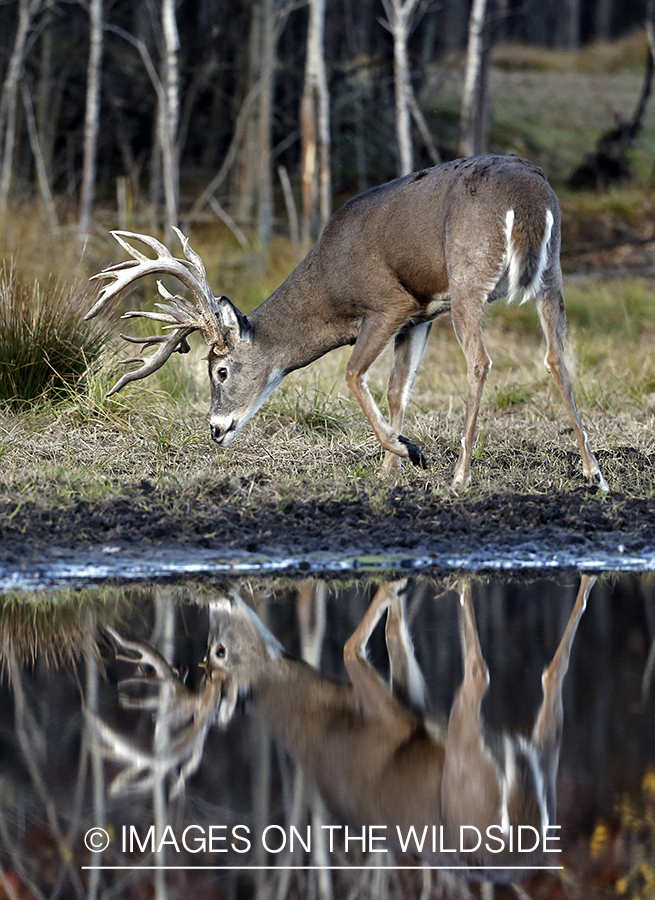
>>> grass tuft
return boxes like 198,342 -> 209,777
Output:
0,267 -> 109,409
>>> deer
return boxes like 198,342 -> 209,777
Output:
85,154 -> 608,491
93,574 -> 595,881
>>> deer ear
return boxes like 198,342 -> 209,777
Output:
214,296 -> 253,344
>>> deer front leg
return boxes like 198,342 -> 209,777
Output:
531,574 -> 595,818
346,312 -> 427,468
451,294 -> 492,490
385,588 -> 427,710
382,321 -> 433,472
536,292 -> 608,491
344,579 -> 414,728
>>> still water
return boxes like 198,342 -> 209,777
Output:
0,573 -> 654,900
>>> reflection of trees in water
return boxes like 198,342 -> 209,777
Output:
0,576 -> 653,899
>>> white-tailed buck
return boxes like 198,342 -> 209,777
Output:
86,155 -> 607,490
94,575 -> 594,880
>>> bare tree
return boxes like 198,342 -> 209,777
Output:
21,79 -> 58,230
232,0 -> 278,247
107,3 -> 179,230
381,0 -> 420,176
0,0 -> 43,224
78,0 -> 103,238
381,0 -> 439,177
300,0 -> 331,244
459,0 -> 490,158
204,0 -> 292,249
160,0 -> 180,228
558,0 -> 581,50
595,0 -> 615,40
257,0 -> 276,248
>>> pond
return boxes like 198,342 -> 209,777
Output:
1,572 -> 654,899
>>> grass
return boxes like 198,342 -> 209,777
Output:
1,269 -> 655,517
0,585 -> 131,669
0,267 -> 109,408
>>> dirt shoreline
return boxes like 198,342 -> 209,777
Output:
2,486 -> 654,575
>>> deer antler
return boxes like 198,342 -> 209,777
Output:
86,228 -> 226,396
89,627 -> 238,797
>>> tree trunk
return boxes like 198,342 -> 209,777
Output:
392,3 -> 413,175
36,27 -> 54,187
257,0 -> 276,249
557,0 -> 581,50
460,0 -> 490,158
234,7 -> 262,227
160,0 -> 180,229
0,0 -> 42,223
594,0 -> 614,41
300,0 -> 331,245
79,0 -> 103,238
381,0 -> 424,177
21,80 -> 58,230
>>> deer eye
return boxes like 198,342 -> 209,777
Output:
214,643 -> 227,659
216,367 -> 228,383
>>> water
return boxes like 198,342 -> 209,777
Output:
1,538 -> 654,592
1,573 -> 654,899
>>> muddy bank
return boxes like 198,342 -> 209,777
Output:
1,484 -> 654,581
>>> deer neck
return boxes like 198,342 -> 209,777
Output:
249,659 -> 354,764
249,250 -> 359,374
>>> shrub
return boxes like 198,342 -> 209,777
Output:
0,267 -> 108,408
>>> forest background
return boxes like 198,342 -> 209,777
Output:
0,0 -> 651,253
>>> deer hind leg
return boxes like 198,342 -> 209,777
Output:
441,582 -> 501,833
381,321 -> 433,473
531,574 -> 595,819
450,292 -> 492,490
536,290 -> 608,491
385,587 -> 428,710
344,579 -> 414,727
346,310 -> 427,468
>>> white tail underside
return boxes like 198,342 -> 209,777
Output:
504,208 -> 554,304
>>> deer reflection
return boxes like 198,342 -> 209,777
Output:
94,575 -> 594,880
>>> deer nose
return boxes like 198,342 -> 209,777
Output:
211,420 -> 236,445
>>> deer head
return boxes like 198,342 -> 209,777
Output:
85,229 -> 276,445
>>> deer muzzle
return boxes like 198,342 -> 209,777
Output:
210,419 -> 237,446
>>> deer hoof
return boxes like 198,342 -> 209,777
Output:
398,435 -> 427,469
589,470 -> 609,493
381,451 -> 402,473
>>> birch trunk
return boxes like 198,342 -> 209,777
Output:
233,0 -> 276,248
79,0 -> 103,237
235,6 -> 262,227
459,0 -> 490,158
381,0 -> 421,177
300,0 -> 331,245
0,0 -> 42,222
160,0 -> 180,228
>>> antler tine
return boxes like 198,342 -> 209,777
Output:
106,326 -> 195,396
86,230 -> 226,395
104,626 -> 180,680
120,333 -> 192,354
86,230 -> 214,320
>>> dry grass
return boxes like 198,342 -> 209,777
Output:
2,272 -> 655,517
